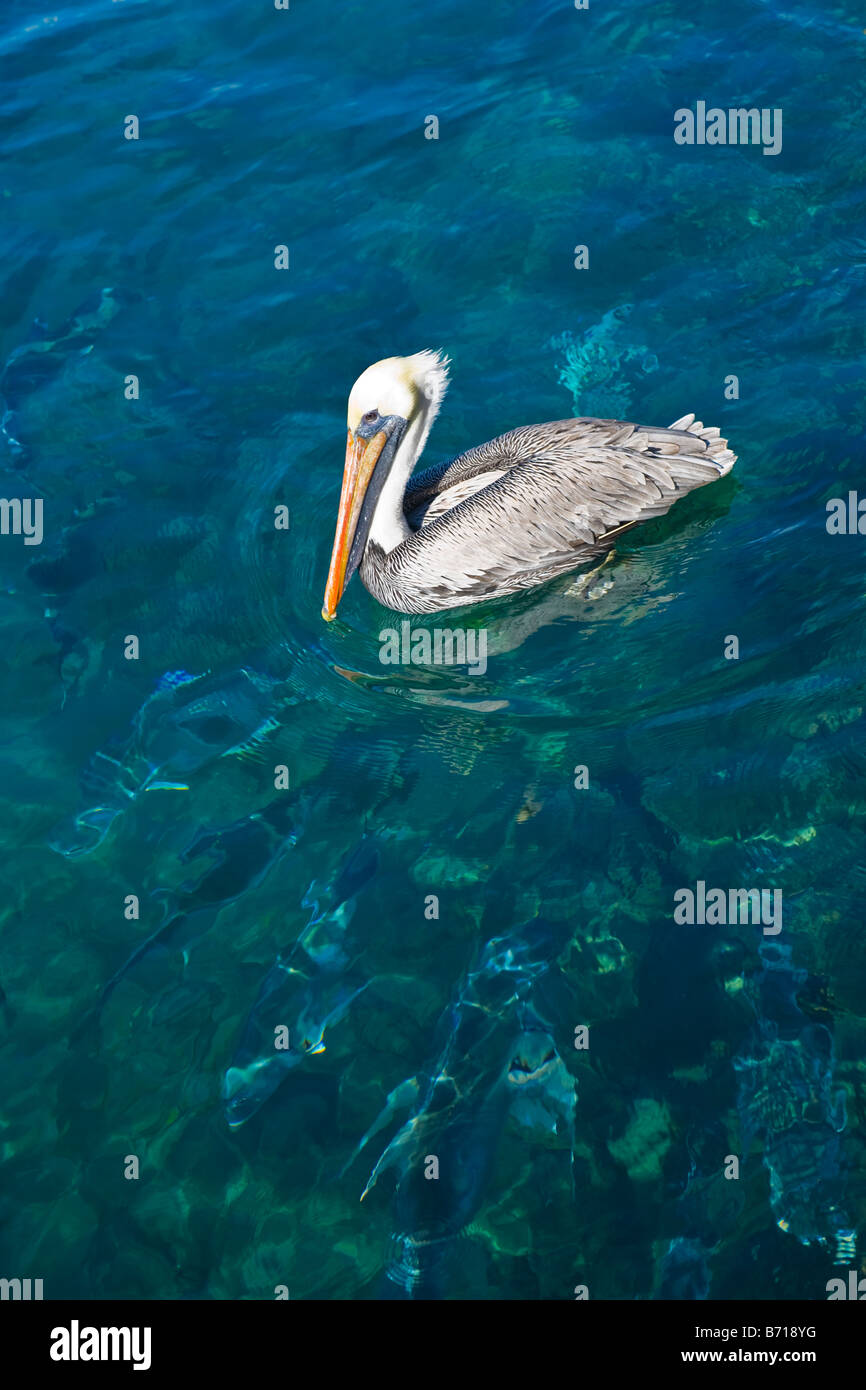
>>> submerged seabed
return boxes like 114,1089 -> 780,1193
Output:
0,0 -> 865,1300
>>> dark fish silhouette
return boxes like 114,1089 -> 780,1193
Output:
1,287 -> 131,462
50,667 -> 286,857
345,918 -> 577,1298
72,794 -> 304,1040
223,835 -> 381,1127
223,964 -> 371,1129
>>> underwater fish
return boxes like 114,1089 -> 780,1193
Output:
73,794 -> 305,1038
347,918 -> 577,1298
351,921 -> 571,1193
49,667 -> 287,857
223,964 -> 371,1129
1,287 -> 128,462
381,1070 -> 515,1297
139,667 -> 284,772
381,1011 -> 574,1299
303,835 -> 379,922
299,834 -> 380,971
222,836 -> 382,1127
506,1005 -> 577,1144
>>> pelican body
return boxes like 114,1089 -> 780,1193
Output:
322,351 -> 736,619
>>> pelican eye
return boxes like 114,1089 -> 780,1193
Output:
362,409 -> 378,424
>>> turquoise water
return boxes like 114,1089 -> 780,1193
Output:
1,0 -> 865,1299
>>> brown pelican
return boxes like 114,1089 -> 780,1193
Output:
322,351 -> 736,619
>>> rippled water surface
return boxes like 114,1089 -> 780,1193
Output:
1,0 -> 864,1300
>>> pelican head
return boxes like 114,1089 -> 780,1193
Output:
322,350 -> 449,620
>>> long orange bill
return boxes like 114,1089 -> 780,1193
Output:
322,428 -> 387,620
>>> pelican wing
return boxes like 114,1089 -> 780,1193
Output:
403,431 -> 539,513
372,416 -> 735,613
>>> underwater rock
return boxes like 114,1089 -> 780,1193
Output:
550,305 -> 658,418
607,1097 -> 675,1183
734,940 -> 852,1254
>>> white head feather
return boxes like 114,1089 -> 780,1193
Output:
345,350 -> 451,554
347,350 -> 450,434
